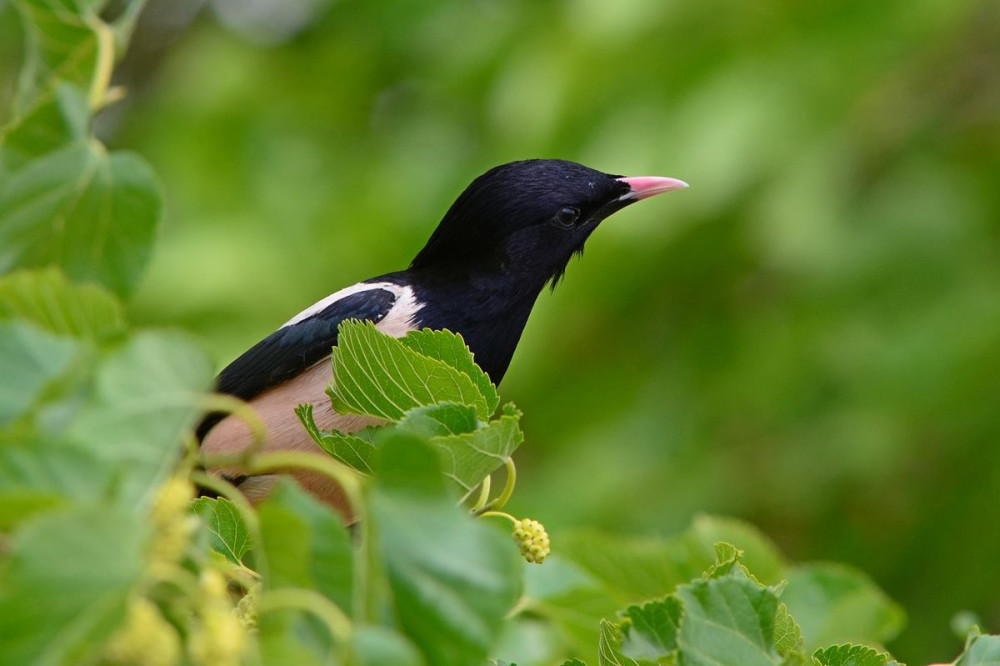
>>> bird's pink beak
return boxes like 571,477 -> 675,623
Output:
616,176 -> 690,201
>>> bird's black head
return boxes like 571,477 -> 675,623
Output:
410,159 -> 687,288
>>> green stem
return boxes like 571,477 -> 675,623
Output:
474,458 -> 516,514
87,18 -> 115,109
479,510 -> 517,525
471,475 -> 492,513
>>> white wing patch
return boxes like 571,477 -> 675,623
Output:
281,281 -> 422,331
203,280 -> 425,505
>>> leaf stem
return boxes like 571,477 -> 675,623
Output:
471,475 -> 492,512
87,18 -> 115,109
479,510 -> 517,525
491,458 -> 517,512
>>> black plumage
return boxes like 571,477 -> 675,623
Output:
199,159 -> 686,500
196,288 -> 397,439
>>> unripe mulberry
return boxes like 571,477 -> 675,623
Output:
513,518 -> 550,564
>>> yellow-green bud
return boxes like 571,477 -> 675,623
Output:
189,571 -> 246,666
149,477 -> 197,570
104,598 -> 181,666
153,477 -> 195,522
512,518 -> 550,564
235,584 -> 260,632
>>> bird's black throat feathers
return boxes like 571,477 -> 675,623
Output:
201,159 -> 668,432
398,159 -> 634,381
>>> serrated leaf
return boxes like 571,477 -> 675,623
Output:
432,409 -> 523,498
192,496 -> 251,566
0,505 -> 147,665
811,644 -> 898,666
397,403 -> 480,438
400,328 -> 499,416
0,320 -> 77,425
0,267 -> 126,341
686,515 -> 787,586
257,480 -> 354,612
954,633 -> 1000,665
781,563 -> 905,651
297,402 -> 376,474
329,320 -> 491,421
621,596 -> 681,661
773,602 -> 804,656
599,620 -> 640,666
704,541 -> 744,579
675,572 -> 782,666
372,431 -> 521,665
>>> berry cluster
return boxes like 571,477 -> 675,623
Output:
513,518 -> 551,564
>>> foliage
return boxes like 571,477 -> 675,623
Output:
76,2 -> 999,659
1,2 -> 998,665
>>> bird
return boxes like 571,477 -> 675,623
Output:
198,159 -> 687,508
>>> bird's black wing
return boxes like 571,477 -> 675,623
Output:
196,287 -> 398,439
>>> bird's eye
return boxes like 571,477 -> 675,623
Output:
551,206 -> 580,228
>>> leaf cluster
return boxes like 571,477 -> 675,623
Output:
1,3 -> 998,666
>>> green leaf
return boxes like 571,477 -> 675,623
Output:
599,619 -> 640,666
297,402 -> 377,474
773,602 -> 804,656
621,596 -> 681,661
675,572 -> 782,666
11,1 -> 107,110
556,529 -> 695,604
257,609 -> 327,666
329,320 -> 492,421
353,626 -> 425,666
558,516 -> 788,606
400,328 -> 500,416
257,479 -> 354,612
781,563 -> 905,651
397,403 -> 480,438
65,330 -> 212,507
811,644 -> 898,666
0,437 -> 106,529
0,320 -> 77,425
954,633 -> 1000,665
0,505 -> 147,665
192,496 -> 252,567
371,431 -> 521,665
0,85 -> 89,172
431,408 -> 523,499
0,330 -> 207,523
0,142 -> 163,297
0,267 -> 126,341
685,515 -> 787,586
520,557 -> 622,661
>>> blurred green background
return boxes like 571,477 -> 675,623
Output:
4,0 -> 998,661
